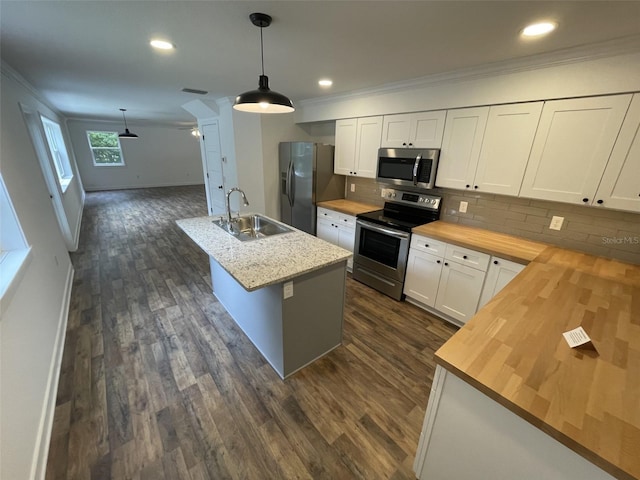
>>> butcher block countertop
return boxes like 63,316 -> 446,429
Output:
413,220 -> 549,264
316,199 -> 379,216
435,245 -> 640,480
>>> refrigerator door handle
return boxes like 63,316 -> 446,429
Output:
287,161 -> 295,207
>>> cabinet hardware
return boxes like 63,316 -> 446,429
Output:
436,260 -> 441,264
474,185 -> 478,189
493,260 -> 498,265
463,255 -> 468,259
444,262 -> 449,266
466,184 -> 470,188
582,198 -> 589,203
425,244 -> 429,247
597,199 -> 604,204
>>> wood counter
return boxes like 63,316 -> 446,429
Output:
413,220 -> 549,263
434,246 -> 640,480
316,199 -> 379,216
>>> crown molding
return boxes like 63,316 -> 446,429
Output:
298,35 -> 640,108
1,60 -> 63,115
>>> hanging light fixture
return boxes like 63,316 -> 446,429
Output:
118,108 -> 138,139
233,13 -> 294,114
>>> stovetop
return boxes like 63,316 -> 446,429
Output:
356,188 -> 442,233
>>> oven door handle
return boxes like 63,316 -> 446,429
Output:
357,220 -> 410,239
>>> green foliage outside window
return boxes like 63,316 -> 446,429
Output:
87,131 -> 124,165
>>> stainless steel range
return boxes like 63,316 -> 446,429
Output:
353,188 -> 441,300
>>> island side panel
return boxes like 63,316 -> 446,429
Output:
415,366 -> 616,480
281,261 -> 346,378
210,259 -> 285,377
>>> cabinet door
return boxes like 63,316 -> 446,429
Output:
478,257 -> 525,309
316,218 -> 338,244
436,107 -> 489,189
354,116 -> 383,178
334,119 -> 357,176
337,224 -> 356,270
404,250 -> 443,307
435,261 -> 485,324
411,111 -> 446,148
474,103 -> 543,196
520,95 -> 632,204
594,94 -> 640,212
381,114 -> 413,148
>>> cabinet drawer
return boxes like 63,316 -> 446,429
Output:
411,234 -> 446,257
317,207 -> 338,221
444,244 -> 490,271
337,213 -> 356,229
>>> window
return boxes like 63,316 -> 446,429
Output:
0,173 -> 32,313
86,131 -> 125,166
40,116 -> 74,191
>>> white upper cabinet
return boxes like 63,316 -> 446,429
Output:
381,111 -> 446,148
334,119 -> 358,176
520,94 -> 632,205
473,102 -> 543,196
593,94 -> 640,212
334,116 -> 382,178
436,107 -> 489,189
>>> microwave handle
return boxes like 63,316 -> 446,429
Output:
413,154 -> 422,186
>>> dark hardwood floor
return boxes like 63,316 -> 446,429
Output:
45,185 -> 457,480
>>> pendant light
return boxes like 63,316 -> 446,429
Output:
233,13 -> 294,114
118,108 -> 138,139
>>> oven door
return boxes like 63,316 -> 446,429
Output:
353,219 -> 410,281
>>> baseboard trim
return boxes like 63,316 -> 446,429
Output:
31,262 -> 74,480
83,181 -> 204,192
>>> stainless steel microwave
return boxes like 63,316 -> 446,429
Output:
376,148 -> 440,189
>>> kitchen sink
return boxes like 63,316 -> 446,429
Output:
213,214 -> 293,241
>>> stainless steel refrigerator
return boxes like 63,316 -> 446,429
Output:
279,142 -> 345,235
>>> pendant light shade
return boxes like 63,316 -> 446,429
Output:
118,108 -> 138,139
233,13 -> 294,114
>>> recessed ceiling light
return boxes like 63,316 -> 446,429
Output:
521,22 -> 557,37
319,79 -> 333,87
150,39 -> 175,50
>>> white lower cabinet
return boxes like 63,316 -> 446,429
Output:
316,207 -> 356,269
434,259 -> 486,324
478,256 -> 525,309
404,250 -> 443,307
405,235 -> 525,326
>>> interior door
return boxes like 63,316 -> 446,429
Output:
201,121 -> 225,215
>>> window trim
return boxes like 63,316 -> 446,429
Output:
86,131 -> 126,167
0,174 -> 32,316
40,115 -> 74,192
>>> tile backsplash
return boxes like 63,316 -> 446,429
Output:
345,177 -> 640,264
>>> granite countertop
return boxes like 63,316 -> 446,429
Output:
176,215 -> 351,291
316,199 -> 380,216
433,237 -> 640,479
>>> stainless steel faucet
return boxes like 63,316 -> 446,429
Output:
226,187 -> 250,228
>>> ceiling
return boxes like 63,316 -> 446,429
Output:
2,1 -> 640,127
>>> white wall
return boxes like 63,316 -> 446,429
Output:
260,114 -> 313,219
1,67 -> 76,480
295,50 -> 640,123
66,119 -> 203,191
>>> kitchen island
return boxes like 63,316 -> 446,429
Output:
177,215 -> 351,379
413,232 -> 640,480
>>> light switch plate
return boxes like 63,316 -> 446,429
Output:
459,201 -> 468,213
350,183 -> 356,192
549,216 -> 564,230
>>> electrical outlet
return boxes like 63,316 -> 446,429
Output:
549,216 -> 564,231
459,201 -> 468,213
350,183 -> 356,192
